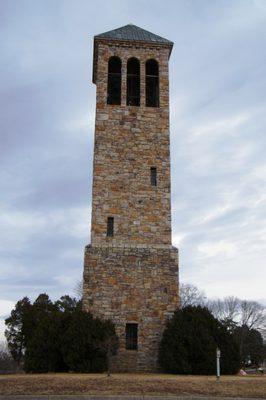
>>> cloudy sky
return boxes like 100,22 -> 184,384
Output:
1,0 -> 266,340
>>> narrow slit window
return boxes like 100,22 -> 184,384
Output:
127,57 -> 140,106
126,323 -> 138,350
107,56 -> 121,105
146,59 -> 159,107
107,217 -> 114,237
150,167 -> 157,186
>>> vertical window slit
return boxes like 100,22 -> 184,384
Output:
107,217 -> 114,237
126,323 -> 138,350
150,167 -> 157,186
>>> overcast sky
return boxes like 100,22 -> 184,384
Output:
1,0 -> 266,340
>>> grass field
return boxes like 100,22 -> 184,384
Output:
0,373 -> 265,397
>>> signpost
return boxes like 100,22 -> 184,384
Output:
216,348 -> 221,381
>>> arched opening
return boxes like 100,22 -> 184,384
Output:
107,56 -> 121,105
127,57 -> 140,106
146,59 -> 159,107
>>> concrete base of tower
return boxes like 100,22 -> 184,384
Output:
83,244 -> 179,372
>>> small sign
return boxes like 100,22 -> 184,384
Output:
216,348 -> 221,381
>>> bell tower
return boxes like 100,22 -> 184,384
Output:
83,24 -> 179,371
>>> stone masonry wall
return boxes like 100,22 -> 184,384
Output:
91,41 -> 172,247
83,37 -> 179,371
83,245 -> 179,371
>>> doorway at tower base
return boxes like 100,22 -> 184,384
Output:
83,245 -> 179,372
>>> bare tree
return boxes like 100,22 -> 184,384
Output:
207,298 -> 223,319
0,341 -> 18,373
74,279 -> 83,300
207,297 -> 266,334
180,282 -> 266,343
207,296 -> 240,322
239,300 -> 266,331
225,296 -> 241,321
179,283 -> 206,308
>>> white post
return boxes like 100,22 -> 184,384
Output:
216,348 -> 221,381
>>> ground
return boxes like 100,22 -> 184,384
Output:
0,373 -> 265,398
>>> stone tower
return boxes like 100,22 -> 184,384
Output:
83,24 -> 179,372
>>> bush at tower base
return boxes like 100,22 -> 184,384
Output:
158,306 -> 240,375
5,294 -> 118,373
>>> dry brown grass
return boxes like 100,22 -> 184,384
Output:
0,373 -> 265,398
